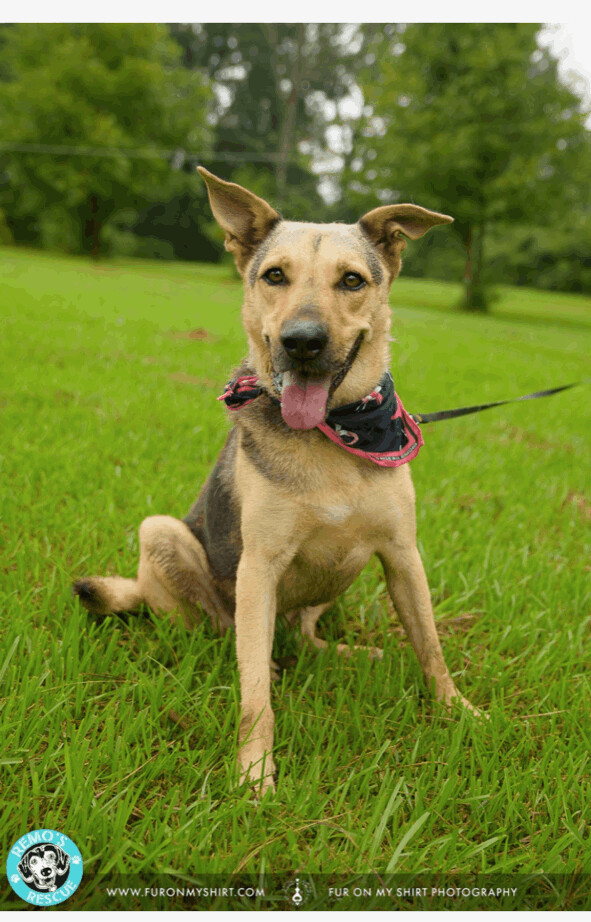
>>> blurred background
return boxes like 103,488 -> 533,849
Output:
0,22 -> 589,311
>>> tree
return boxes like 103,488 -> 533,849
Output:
170,23 -> 373,216
0,24 -> 211,256
352,24 -> 591,310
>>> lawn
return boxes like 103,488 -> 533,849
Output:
1,247 -> 590,911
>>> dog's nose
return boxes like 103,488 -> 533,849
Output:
41,868 -> 52,877
280,320 -> 328,362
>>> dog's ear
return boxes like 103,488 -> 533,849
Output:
197,167 -> 280,273
55,848 -> 70,874
359,203 -> 453,279
17,854 -> 34,884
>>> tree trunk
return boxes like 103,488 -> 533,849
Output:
277,82 -> 298,203
463,224 -> 473,305
85,194 -> 101,259
268,23 -> 305,206
473,221 -> 485,297
463,223 -> 488,311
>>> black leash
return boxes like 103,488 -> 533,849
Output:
411,381 -> 588,425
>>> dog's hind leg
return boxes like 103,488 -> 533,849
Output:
73,576 -> 144,617
74,515 -> 233,632
299,603 -> 332,649
137,516 -> 233,631
300,603 -> 383,660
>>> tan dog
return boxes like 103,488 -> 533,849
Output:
74,168 -> 478,793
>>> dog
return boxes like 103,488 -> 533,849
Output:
74,168 -> 479,793
18,845 -> 70,892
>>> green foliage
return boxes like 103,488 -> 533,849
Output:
0,205 -> 13,244
486,219 -> 591,293
0,22 -> 589,301
353,24 -> 591,308
0,24 -> 211,255
170,23 -> 368,216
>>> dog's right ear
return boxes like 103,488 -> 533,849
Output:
197,167 -> 280,273
17,855 -> 34,884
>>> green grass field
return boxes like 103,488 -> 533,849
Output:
1,247 -> 590,910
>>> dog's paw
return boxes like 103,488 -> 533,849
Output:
335,642 -> 383,660
238,751 -> 277,798
270,658 -> 281,682
446,691 -> 488,720
462,698 -> 488,720
72,578 -> 111,615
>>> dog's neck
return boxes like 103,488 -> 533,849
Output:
223,359 -> 423,471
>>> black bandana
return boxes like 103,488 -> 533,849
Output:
218,371 -> 423,468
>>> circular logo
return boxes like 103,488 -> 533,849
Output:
6,830 -> 83,906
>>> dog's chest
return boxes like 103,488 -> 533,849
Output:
276,491 -> 403,613
305,497 -> 395,559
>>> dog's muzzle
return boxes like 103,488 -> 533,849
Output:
280,319 -> 328,364
271,329 -> 364,431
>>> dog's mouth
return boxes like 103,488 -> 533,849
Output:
278,371 -> 331,430
272,331 -> 364,431
34,876 -> 56,891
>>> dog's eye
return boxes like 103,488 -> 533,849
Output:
262,267 -> 285,285
341,272 -> 366,291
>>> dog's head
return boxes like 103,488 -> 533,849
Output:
199,168 -> 452,429
17,844 -> 70,892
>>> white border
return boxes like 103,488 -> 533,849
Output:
4,3 -> 591,24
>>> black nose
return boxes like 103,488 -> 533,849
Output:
280,320 -> 328,363
41,868 -> 52,876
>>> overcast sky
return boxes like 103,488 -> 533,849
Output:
539,23 -> 591,114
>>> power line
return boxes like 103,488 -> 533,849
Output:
0,142 -> 291,163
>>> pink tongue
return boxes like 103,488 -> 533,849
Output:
281,371 -> 330,430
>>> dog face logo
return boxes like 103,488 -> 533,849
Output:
7,829 -> 83,906
17,844 -> 70,892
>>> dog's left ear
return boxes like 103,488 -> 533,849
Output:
197,167 -> 280,273
55,848 -> 70,874
359,203 -> 453,279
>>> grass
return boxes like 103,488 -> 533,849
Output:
1,247 -> 590,910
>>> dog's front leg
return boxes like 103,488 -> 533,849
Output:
234,549 -> 282,793
379,542 -> 478,713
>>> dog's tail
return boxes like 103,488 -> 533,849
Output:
73,576 -> 143,616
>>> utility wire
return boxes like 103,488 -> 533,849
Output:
0,142 -> 344,176
0,142 -> 296,163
